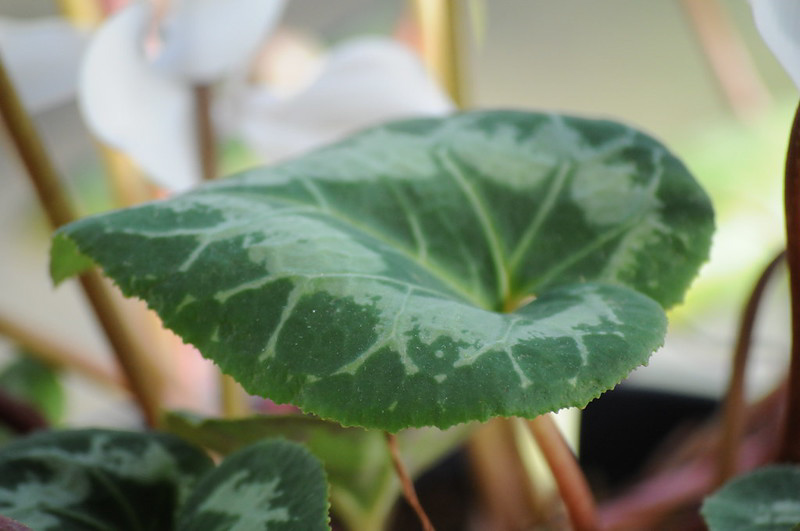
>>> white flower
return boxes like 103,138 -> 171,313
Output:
749,0 -> 800,90
79,1 -> 452,192
0,17 -> 87,113
79,0 -> 285,191
233,37 -> 455,163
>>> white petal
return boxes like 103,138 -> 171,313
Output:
151,0 -> 286,83
79,4 -> 199,192
750,0 -> 800,90
239,38 -> 454,162
0,17 -> 87,113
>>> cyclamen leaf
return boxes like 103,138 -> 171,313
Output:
51,111 -> 714,431
0,429 -> 213,530
163,411 -> 472,530
176,439 -> 329,531
702,465 -> 800,530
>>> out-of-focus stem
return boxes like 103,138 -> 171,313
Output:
717,250 -> 785,484
680,0 -> 769,121
781,100 -> 800,462
412,0 -> 465,108
528,415 -> 598,531
194,84 -> 218,182
57,0 -> 104,28
0,53 -> 160,427
386,433 -> 435,531
0,313 -> 126,392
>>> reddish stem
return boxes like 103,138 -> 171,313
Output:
780,100 -> 800,463
386,432 -> 435,531
717,250 -> 785,484
528,415 -> 598,531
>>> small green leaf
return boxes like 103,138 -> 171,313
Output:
163,411 -> 471,530
0,429 -> 214,530
0,355 -> 65,423
177,439 -> 329,531
702,465 -> 800,530
49,233 -> 95,285
51,111 -> 713,430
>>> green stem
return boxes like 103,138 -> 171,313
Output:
780,100 -> 800,463
717,250 -> 785,484
0,52 -> 160,427
527,415 -> 598,531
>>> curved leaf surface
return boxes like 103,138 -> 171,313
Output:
51,111 -> 713,430
702,465 -> 800,530
177,439 -> 329,531
0,429 -> 213,530
163,411 -> 472,529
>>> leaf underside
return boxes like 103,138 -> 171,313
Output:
702,465 -> 800,531
52,110 -> 714,430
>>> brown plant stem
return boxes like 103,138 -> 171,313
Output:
717,250 -> 785,485
194,84 -> 217,183
528,414 -> 598,531
0,53 -> 159,427
412,0 -> 465,108
0,313 -> 126,392
679,0 -> 769,121
386,432 -> 435,531
781,100 -> 800,463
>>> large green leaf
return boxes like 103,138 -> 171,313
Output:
176,439 -> 329,531
702,465 -> 800,530
51,111 -> 713,430
0,429 -> 213,530
163,411 -> 472,530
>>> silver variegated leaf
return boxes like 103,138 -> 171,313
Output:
0,429 -> 213,530
51,111 -> 714,430
702,465 -> 800,531
176,439 -> 329,531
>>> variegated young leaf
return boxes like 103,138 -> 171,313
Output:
163,411 -> 472,530
51,111 -> 714,431
176,439 -> 329,531
702,465 -> 800,530
0,429 -> 213,530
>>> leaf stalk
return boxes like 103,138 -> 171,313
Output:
0,53 -> 160,427
527,414 -> 598,531
780,100 -> 800,463
717,250 -> 785,484
386,432 -> 435,531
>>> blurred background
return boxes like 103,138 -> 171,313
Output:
0,0 -> 792,449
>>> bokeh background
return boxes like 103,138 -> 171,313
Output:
0,0 -> 792,428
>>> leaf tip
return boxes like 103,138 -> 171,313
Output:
49,232 -> 95,285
